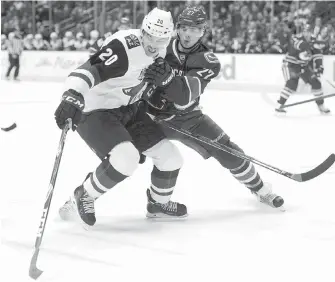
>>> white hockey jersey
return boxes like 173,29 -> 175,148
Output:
64,29 -> 164,112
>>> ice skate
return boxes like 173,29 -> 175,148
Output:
59,199 -> 75,221
252,183 -> 285,211
317,104 -> 331,114
71,185 -> 96,227
146,189 -> 188,219
275,103 -> 286,114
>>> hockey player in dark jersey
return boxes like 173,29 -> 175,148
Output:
141,6 -> 284,210
276,24 -> 330,114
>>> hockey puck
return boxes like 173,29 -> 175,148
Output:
1,123 -> 17,132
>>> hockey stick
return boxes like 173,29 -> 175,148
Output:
1,122 -> 17,132
29,119 -> 72,280
281,92 -> 335,109
159,120 -> 335,182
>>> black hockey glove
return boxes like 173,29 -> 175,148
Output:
315,66 -> 324,77
54,89 -> 85,131
144,58 -> 174,88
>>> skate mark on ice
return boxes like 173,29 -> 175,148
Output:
61,228 -> 185,256
2,239 -> 121,268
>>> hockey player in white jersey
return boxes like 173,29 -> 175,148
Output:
55,8 -> 187,227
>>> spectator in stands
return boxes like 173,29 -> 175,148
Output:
117,17 -> 131,31
23,34 -> 34,50
62,31 -> 75,51
74,32 -> 88,50
32,33 -> 49,50
49,32 -> 63,50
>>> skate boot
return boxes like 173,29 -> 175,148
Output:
146,189 -> 188,218
71,185 -> 96,227
252,183 -> 285,211
317,104 -> 331,114
59,199 -> 75,221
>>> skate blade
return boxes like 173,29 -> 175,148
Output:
278,205 -> 286,212
146,212 -> 188,220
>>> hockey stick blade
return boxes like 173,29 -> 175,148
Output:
29,249 -> 43,280
1,122 -> 17,132
290,154 -> 335,182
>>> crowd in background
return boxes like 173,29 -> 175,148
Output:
1,1 -> 335,54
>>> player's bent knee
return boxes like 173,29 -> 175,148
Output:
108,141 -> 140,176
286,78 -> 299,91
145,139 -> 183,171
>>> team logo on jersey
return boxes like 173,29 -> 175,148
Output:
204,52 -> 219,64
125,34 -> 141,49
179,54 -> 186,61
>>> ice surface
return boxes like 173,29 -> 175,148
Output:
1,80 -> 335,282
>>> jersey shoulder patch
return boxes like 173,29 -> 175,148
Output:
124,34 -> 141,49
204,52 -> 220,64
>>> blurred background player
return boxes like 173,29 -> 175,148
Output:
32,33 -> 50,50
5,30 -> 23,81
49,32 -> 63,50
86,29 -> 100,56
74,32 -> 88,50
87,30 -> 113,57
62,31 -> 76,51
143,6 -> 284,210
23,34 -> 35,50
276,22 -> 331,114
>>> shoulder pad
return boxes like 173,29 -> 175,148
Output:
187,51 -> 220,68
124,34 -> 141,49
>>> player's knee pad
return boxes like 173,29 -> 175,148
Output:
108,141 -> 140,176
286,78 -> 299,92
144,139 -> 183,171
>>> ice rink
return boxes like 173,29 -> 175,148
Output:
1,80 -> 335,282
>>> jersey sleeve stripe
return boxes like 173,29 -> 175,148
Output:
71,69 -> 95,87
185,76 -> 202,101
64,76 -> 90,95
69,72 -> 93,88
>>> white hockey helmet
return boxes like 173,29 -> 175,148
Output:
65,31 -> 73,38
76,32 -> 84,39
8,32 -> 15,40
141,8 -> 174,39
90,30 -> 99,39
50,32 -> 58,39
35,33 -> 42,40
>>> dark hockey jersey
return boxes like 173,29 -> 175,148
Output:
310,35 -> 328,71
149,38 -> 221,114
283,34 -> 311,66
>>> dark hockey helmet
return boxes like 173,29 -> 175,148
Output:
177,6 -> 207,29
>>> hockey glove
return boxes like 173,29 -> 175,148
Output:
315,66 -> 324,77
54,89 -> 85,131
144,58 -> 174,88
